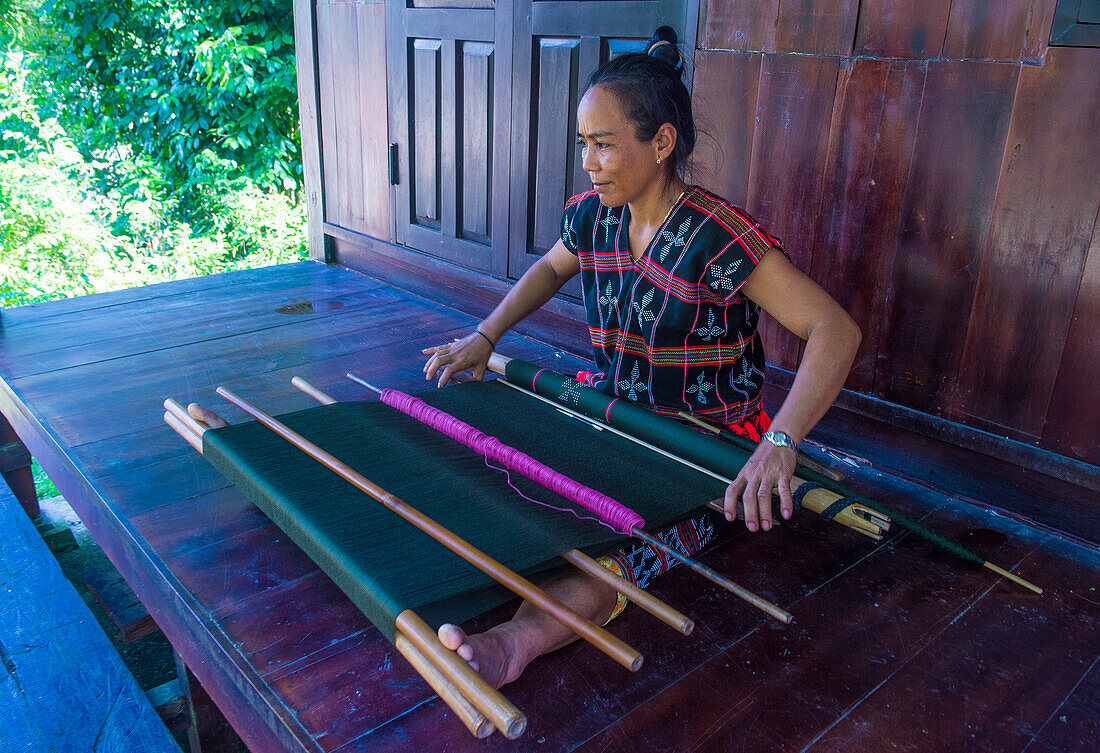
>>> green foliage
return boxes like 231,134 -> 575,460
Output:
31,459 -> 59,500
0,0 -> 306,306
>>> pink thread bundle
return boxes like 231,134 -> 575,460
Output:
380,389 -> 646,535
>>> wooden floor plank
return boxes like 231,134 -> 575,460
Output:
806,547 -> 1099,752
0,262 -> 1093,753
0,480 -> 181,753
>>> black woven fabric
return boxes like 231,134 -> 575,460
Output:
202,380 -> 727,641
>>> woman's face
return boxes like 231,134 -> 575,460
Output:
576,85 -> 666,207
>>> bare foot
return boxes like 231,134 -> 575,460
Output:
437,623 -> 527,689
187,403 -> 230,429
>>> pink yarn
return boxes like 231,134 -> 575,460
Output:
380,389 -> 645,535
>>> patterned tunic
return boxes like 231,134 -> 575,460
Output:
561,186 -> 784,426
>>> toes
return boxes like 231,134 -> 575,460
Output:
437,623 -> 467,651
187,403 -> 229,428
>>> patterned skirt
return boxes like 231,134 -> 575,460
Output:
588,392 -> 772,621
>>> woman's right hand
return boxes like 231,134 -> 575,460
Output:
422,331 -> 495,388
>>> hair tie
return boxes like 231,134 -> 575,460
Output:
646,38 -> 683,72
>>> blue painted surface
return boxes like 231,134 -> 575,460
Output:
0,480 -> 181,753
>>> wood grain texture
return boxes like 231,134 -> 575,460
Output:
688,49 -> 761,207
811,59 -> 925,393
355,1 -> 393,241
875,61 -> 1019,414
315,0 -> 340,226
2,264 -> 1095,753
0,480 -> 181,753
955,47 -> 1100,440
774,0 -> 858,56
573,507 -> 1048,752
854,0 -> 952,59
293,0 -> 325,259
1042,203 -> 1100,465
746,54 -> 840,371
702,0 -> 780,52
943,0 -> 1045,61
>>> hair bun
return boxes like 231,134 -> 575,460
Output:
646,26 -> 683,72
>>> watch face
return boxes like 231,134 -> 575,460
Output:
765,431 -> 794,448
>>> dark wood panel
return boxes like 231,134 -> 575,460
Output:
331,3 -> 365,231
1,272 -> 378,378
746,54 -> 839,371
810,546 -> 1098,752
702,0 -> 780,52
316,0 -> 340,225
955,47 -> 1100,438
875,61 -> 1019,414
460,41 -> 494,242
532,37 -> 583,254
1043,204 -> 1100,465
811,59 -> 925,393
774,0 -> 858,56
943,0 -> 1043,60
688,50 -> 761,207
412,38 -> 443,226
854,0 -> 952,58
355,1 -> 393,241
293,0 -> 325,259
574,508 -> 1040,752
213,571 -> 369,678
1026,657 -> 1100,753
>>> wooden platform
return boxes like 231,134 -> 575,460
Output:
0,478 -> 180,752
0,260 -> 1096,752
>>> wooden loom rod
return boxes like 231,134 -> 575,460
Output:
163,411 -> 203,454
214,386 -> 644,674
485,357 -> 1045,595
393,629 -> 495,739
165,393 -> 508,739
396,610 -> 526,738
485,355 -> 887,539
491,372 -> 884,541
302,376 -> 695,636
164,399 -> 210,440
343,372 -> 791,623
675,410 -> 845,482
558,549 -> 694,635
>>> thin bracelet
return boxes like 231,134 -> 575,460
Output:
473,329 -> 495,348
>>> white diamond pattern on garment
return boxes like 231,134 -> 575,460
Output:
709,259 -> 742,292
657,218 -> 691,262
598,280 -> 616,320
632,288 -> 656,323
686,372 -> 714,405
617,361 -> 648,401
694,309 -> 725,342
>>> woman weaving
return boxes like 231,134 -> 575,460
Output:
420,28 -> 862,687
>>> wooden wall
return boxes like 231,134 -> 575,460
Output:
295,0 -> 1099,467
692,0 -> 1100,465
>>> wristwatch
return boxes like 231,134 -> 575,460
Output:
762,430 -> 797,450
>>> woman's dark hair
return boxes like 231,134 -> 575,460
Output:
584,26 -> 696,178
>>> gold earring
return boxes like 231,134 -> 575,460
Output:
656,155 -> 662,165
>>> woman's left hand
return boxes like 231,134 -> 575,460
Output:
724,441 -> 797,532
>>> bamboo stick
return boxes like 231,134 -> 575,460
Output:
163,412 -> 203,454
559,549 -> 694,635
215,386 -> 644,673
291,376 -> 336,405
394,630 -> 494,739
345,372 -> 791,623
486,361 -> 888,540
676,410 -> 845,482
164,399 -> 210,439
396,610 -> 527,739
297,375 -> 699,634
